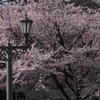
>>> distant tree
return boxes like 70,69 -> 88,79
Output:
71,0 -> 100,8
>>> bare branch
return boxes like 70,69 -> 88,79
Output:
54,22 -> 66,49
51,73 -> 71,100
83,88 -> 98,100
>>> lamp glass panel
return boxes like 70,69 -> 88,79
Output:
21,21 -> 23,34
21,18 -> 33,35
21,21 -> 27,34
26,21 -> 32,34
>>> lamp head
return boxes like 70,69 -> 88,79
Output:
20,14 -> 33,45
20,14 -> 33,35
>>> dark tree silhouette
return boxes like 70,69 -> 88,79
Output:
17,91 -> 26,100
0,63 -> 6,69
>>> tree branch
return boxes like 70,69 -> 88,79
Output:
51,73 -> 71,100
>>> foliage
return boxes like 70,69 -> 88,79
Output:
0,0 -> 100,100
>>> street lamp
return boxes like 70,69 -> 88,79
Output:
20,14 -> 33,45
0,14 -> 33,100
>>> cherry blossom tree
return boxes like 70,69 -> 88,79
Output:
0,0 -> 100,100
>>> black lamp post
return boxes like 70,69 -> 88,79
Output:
0,14 -> 33,100
20,14 -> 33,45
